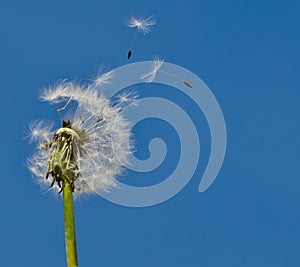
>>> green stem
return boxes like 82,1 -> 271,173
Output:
63,182 -> 78,267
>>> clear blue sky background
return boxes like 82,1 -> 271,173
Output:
0,0 -> 299,266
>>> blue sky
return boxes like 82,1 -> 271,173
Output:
0,0 -> 299,266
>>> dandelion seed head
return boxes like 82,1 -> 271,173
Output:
28,82 -> 135,196
127,15 -> 156,35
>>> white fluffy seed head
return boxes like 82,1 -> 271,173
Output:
28,82 -> 136,197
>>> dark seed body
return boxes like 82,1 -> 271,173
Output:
127,50 -> 132,59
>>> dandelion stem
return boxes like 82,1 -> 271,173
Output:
63,181 -> 78,267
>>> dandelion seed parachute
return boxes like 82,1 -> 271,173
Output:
126,15 -> 156,59
140,56 -> 193,88
27,120 -> 54,144
140,56 -> 164,82
28,82 -> 136,197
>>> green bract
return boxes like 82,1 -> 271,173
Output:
46,126 -> 80,192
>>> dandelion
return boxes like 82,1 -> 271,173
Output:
127,15 -> 156,59
28,82 -> 136,266
140,56 -> 193,88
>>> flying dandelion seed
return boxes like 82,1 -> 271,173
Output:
140,56 -> 193,88
28,82 -> 136,196
127,15 -> 156,59
127,50 -> 132,60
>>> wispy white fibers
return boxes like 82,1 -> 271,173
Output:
28,82 -> 136,197
127,15 -> 156,35
140,56 -> 164,82
94,68 -> 115,88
